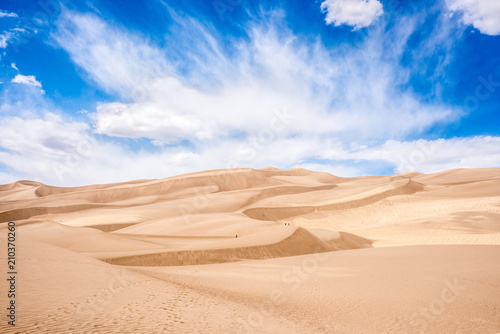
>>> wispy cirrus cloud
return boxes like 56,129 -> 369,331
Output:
53,8 -> 458,145
0,8 -> 28,51
52,11 -> 171,97
0,31 -> 13,48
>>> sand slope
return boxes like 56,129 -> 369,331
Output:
0,167 -> 499,333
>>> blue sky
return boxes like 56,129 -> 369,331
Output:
0,0 -> 499,186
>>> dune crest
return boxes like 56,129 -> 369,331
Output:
102,227 -> 372,266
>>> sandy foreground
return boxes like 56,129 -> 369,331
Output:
0,167 -> 499,333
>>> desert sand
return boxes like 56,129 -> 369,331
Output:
0,167 -> 499,333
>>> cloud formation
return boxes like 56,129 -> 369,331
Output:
0,5 -> 498,186
11,74 -> 42,88
54,9 -> 457,146
0,31 -> 13,48
0,10 -> 17,18
320,0 -> 383,30
1,107 -> 498,185
53,11 -> 171,97
321,136 -> 500,173
446,0 -> 500,35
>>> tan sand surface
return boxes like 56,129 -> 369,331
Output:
0,167 -> 499,333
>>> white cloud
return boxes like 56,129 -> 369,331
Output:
11,74 -> 42,88
52,10 -> 171,97
321,136 -> 500,173
446,0 -> 500,35
0,28 -> 29,49
54,10 -> 457,147
0,113 -> 93,184
0,31 -> 12,48
93,100 -> 208,143
320,0 -> 383,30
0,10 -> 17,18
11,63 -> 18,70
0,113 -> 166,185
0,109 -> 327,185
0,113 -> 90,158
3,110 -> 498,185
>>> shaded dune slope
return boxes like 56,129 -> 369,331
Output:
102,227 -> 372,266
0,204 -> 108,223
243,179 -> 424,221
0,168 -> 341,223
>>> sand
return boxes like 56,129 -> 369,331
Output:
0,167 -> 499,333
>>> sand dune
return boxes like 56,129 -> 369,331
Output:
242,178 -> 425,221
102,228 -> 371,266
0,167 -> 499,333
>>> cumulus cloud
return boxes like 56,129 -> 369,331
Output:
0,113 -> 93,184
93,99 -> 208,143
446,0 -> 500,35
0,113 -> 89,158
320,0 -> 383,30
11,74 -> 42,88
0,112 -> 182,185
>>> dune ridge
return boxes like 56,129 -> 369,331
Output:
242,178 -> 424,221
102,227 -> 372,266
